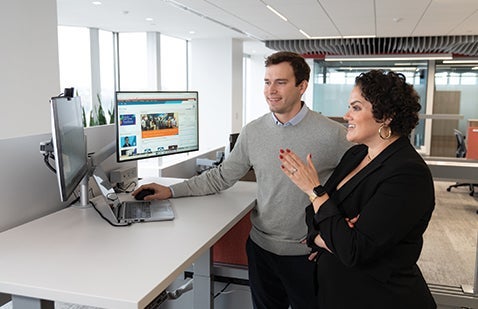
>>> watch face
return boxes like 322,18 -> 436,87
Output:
313,185 -> 326,196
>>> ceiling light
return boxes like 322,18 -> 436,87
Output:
92,1 -> 102,5
266,5 -> 288,22
145,17 -> 154,22
163,0 -> 262,40
299,33 -> 375,39
443,58 -> 478,64
299,29 -> 310,38
305,35 -> 343,39
342,35 -> 376,39
325,54 -> 453,61
394,62 -> 428,66
337,67 -> 418,71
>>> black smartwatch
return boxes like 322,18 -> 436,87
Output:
309,185 -> 326,203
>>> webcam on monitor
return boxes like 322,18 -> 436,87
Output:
63,87 -> 75,98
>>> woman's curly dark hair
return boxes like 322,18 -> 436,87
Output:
355,70 -> 421,137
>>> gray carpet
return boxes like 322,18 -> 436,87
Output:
419,181 -> 478,287
1,181 -> 477,309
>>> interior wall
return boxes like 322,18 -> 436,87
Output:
0,0 -> 60,139
245,54 -> 269,124
431,91 -> 461,157
231,39 -> 244,134
190,38 -> 243,152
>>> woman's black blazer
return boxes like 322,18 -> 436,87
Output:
312,136 -> 437,308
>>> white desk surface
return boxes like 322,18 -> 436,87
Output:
0,178 -> 257,309
424,156 -> 478,166
423,157 -> 478,183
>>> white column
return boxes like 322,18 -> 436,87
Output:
0,0 -> 60,138
147,32 -> 161,90
190,38 -> 244,152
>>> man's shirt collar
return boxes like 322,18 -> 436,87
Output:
272,102 -> 309,127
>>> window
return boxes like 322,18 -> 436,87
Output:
99,30 -> 115,124
312,60 -> 428,149
57,26 -> 91,126
432,62 -> 478,157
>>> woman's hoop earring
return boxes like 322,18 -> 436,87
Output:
378,124 -> 392,140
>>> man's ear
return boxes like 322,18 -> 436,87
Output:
299,80 -> 308,94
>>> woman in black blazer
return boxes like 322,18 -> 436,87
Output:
279,70 -> 436,308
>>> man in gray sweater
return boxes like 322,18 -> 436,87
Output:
134,51 -> 352,309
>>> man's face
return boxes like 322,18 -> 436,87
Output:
264,62 -> 307,123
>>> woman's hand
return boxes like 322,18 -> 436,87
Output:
279,148 -> 320,195
302,234 -> 332,255
345,214 -> 360,228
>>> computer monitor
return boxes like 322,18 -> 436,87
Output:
50,96 -> 89,202
115,91 -> 199,162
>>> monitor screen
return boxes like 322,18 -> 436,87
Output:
115,91 -> 199,162
50,96 -> 89,202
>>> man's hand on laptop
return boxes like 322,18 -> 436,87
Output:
132,183 -> 172,201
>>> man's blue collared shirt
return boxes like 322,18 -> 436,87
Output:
271,102 -> 308,127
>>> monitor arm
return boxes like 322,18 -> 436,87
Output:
88,141 -> 116,172
76,141 -> 115,208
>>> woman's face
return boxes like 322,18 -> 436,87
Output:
343,86 -> 382,145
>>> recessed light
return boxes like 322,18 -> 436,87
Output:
92,1 -> 102,5
146,17 -> 154,22
266,5 -> 288,22
299,29 -> 310,38
189,30 -> 196,34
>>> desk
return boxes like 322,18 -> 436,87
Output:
0,178 -> 257,309
424,157 -> 478,183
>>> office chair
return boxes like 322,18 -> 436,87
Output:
446,129 -> 477,197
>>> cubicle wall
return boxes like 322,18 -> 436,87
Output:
0,133 -> 66,232
0,124 -> 134,233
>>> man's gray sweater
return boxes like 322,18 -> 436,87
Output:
171,107 -> 351,256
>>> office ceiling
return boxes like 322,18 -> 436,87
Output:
57,0 -> 478,56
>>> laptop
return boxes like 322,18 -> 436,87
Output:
92,167 -> 175,224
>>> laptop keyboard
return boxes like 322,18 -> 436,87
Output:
124,201 -> 152,219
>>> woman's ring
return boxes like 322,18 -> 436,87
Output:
291,168 -> 298,175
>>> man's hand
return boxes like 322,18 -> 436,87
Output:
132,183 -> 173,201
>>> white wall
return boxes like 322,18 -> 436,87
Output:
245,53 -> 269,124
0,0 -> 63,230
0,0 -> 60,139
190,38 -> 244,152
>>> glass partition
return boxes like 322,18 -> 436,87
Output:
312,59 -> 428,148
432,61 -> 478,158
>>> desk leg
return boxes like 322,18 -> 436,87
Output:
193,248 -> 213,309
11,295 -> 54,309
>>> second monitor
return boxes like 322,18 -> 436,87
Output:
115,91 -> 199,162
